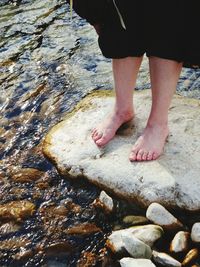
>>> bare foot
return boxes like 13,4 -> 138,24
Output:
129,123 -> 169,161
91,110 -> 134,147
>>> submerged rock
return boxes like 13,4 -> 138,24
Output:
11,168 -> 45,183
120,258 -> 156,267
0,222 -> 21,234
43,90 -> 200,211
65,223 -> 101,235
0,200 -> 36,222
146,203 -> 183,231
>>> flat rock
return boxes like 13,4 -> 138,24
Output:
43,90 -> 200,211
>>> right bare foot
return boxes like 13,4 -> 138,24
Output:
91,109 -> 134,147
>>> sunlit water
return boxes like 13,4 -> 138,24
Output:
0,0 -> 200,266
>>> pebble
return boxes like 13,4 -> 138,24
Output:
182,248 -> 199,266
129,224 -> 164,247
152,250 -> 181,267
120,258 -> 156,267
121,232 -> 152,259
107,224 -> 163,254
191,222 -> 200,243
123,215 -> 149,226
99,190 -> 114,213
146,203 -> 183,231
170,231 -> 190,253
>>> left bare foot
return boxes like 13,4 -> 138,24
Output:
129,123 -> 169,161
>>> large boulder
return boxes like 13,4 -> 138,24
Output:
43,90 -> 200,211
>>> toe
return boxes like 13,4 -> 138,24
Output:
95,135 -> 108,146
136,150 -> 144,161
152,152 -> 159,160
152,152 -> 160,160
142,151 -> 148,161
147,151 -> 153,161
93,132 -> 103,142
91,129 -> 97,138
129,151 -> 137,162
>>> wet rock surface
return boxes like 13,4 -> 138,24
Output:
1,0 -> 200,266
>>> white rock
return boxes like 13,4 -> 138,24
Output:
43,91 -> 200,211
152,251 -> 181,267
129,224 -> 164,247
170,231 -> 190,253
146,203 -> 183,230
191,222 -> 200,243
122,232 -> 152,259
99,190 -> 114,213
106,228 -> 127,254
107,224 -> 163,254
120,258 -> 156,267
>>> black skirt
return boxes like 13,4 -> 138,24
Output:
97,0 -> 200,68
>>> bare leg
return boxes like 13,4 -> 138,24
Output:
129,57 -> 183,161
92,56 -> 143,147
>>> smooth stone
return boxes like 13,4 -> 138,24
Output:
106,224 -> 163,254
123,215 -> 149,226
98,190 -> 114,213
122,232 -> 152,259
120,258 -> 156,267
146,203 -> 183,231
191,222 -> 200,242
152,251 -> 181,267
129,224 -> 164,247
182,248 -> 199,266
43,90 -> 200,211
170,231 -> 190,253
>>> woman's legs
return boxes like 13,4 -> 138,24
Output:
91,56 -> 143,147
129,57 -> 183,161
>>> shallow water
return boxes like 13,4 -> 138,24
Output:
0,0 -> 200,266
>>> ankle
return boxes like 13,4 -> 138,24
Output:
114,108 -> 134,120
147,119 -> 169,129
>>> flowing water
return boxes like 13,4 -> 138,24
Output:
0,0 -> 200,266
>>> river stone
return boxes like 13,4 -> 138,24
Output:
120,258 -> 156,267
152,251 -> 182,267
98,190 -> 114,213
146,203 -> 183,231
121,232 -> 152,259
182,248 -> 199,266
129,224 -> 164,247
191,222 -> 200,243
123,215 -> 149,226
107,224 -> 163,253
43,90 -> 200,211
170,231 -> 190,253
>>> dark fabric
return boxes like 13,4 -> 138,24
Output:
69,0 -> 200,68
67,0 -> 110,25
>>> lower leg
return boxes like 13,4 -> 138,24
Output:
92,56 -> 143,147
130,57 -> 183,161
